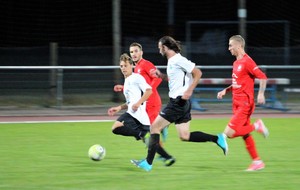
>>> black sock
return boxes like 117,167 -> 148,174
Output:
146,134 -> 160,165
189,131 -> 218,143
156,145 -> 172,160
112,126 -> 141,140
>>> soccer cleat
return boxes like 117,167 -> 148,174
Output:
254,119 -> 269,138
217,133 -> 228,156
164,157 -> 176,167
155,156 -> 176,166
245,160 -> 265,171
130,159 -> 152,172
161,126 -> 169,142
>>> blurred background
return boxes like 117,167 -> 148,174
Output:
0,0 -> 299,114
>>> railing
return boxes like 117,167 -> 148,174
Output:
1,65 -> 300,109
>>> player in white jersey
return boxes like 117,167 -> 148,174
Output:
123,72 -> 151,126
108,53 -> 174,160
131,36 -> 228,172
166,53 -> 195,99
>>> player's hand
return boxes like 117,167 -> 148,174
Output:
217,89 -> 226,99
257,93 -> 266,104
114,85 -> 124,92
107,106 -> 121,116
182,90 -> 192,100
150,69 -> 159,78
131,103 -> 140,112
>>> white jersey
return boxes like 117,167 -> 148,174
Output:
167,53 -> 195,99
123,73 -> 152,125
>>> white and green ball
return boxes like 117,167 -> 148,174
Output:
88,144 -> 106,161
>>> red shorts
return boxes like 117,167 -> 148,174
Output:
146,104 -> 161,124
228,96 -> 255,130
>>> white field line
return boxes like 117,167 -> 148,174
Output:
0,120 -> 114,124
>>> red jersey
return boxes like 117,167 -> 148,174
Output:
232,54 -> 267,98
134,58 -> 162,107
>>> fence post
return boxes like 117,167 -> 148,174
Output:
56,68 -> 63,109
49,42 -> 58,101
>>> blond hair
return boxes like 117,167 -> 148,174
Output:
229,35 -> 245,48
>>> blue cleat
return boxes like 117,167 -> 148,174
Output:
217,133 -> 228,156
130,159 -> 152,172
161,126 -> 169,142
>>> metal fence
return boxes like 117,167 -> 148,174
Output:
0,65 -> 299,109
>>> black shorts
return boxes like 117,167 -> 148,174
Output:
159,96 -> 192,124
117,112 -> 150,132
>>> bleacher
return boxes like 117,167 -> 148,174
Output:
191,78 -> 290,112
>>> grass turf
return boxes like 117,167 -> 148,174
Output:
0,118 -> 299,190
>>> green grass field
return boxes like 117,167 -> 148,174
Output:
0,118 -> 299,190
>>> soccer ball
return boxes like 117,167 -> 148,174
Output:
88,144 -> 106,161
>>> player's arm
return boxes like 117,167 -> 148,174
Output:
107,103 -> 127,116
132,88 -> 152,111
151,69 -> 168,81
251,65 -> 268,104
113,84 -> 124,92
182,67 -> 202,100
217,85 -> 232,99
257,79 -> 267,104
148,68 -> 162,89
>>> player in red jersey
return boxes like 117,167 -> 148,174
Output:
114,43 -> 175,166
217,35 -> 269,171
130,43 -> 163,124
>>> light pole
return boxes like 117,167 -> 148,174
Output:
238,0 -> 247,43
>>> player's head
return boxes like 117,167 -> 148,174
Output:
158,36 -> 181,57
228,35 -> 245,57
119,53 -> 133,78
129,42 -> 143,63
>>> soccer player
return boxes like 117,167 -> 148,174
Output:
131,36 -> 228,172
108,53 -> 174,164
114,43 -> 175,166
217,35 -> 269,171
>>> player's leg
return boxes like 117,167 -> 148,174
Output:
147,115 -> 169,163
131,115 -> 170,171
232,97 -> 269,138
243,134 -> 265,171
175,122 -> 228,155
227,97 -> 256,138
174,98 -> 228,155
155,144 -> 176,167
112,113 -> 147,140
225,100 -> 266,171
147,105 -> 169,142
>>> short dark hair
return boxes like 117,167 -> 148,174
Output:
129,42 -> 143,50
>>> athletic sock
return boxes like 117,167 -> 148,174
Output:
112,126 -> 141,140
243,134 -> 259,160
146,134 -> 160,165
189,131 -> 218,143
156,145 -> 172,160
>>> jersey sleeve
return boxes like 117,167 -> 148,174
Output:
178,57 -> 195,73
143,61 -> 162,89
246,59 -> 267,79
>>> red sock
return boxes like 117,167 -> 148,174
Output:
243,134 -> 259,160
